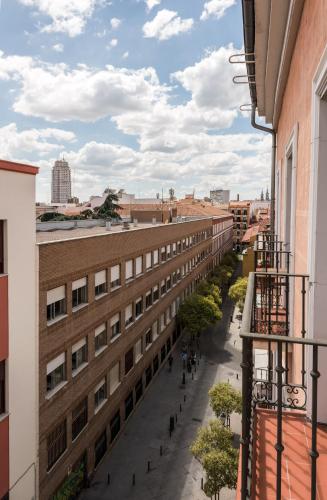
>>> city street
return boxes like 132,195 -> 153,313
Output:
81,274 -> 242,500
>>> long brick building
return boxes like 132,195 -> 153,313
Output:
37,214 -> 233,498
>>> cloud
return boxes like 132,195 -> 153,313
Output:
52,43 -> 64,52
122,51 -> 129,59
200,0 -> 236,21
0,51 -> 168,122
145,0 -> 161,11
18,0 -> 103,37
109,38 -> 118,47
110,17 -> 121,29
143,9 -> 194,41
0,122 -> 75,157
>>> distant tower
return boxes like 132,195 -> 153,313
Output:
51,158 -> 72,203
266,188 -> 270,200
260,189 -> 264,201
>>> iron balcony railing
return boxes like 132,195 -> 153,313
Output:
240,272 -> 327,500
254,235 -> 291,273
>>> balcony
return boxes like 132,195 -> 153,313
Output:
238,258 -> 327,499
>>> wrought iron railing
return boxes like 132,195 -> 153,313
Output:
240,272 -> 326,500
254,237 -> 291,273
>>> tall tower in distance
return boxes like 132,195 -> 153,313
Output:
51,158 -> 72,203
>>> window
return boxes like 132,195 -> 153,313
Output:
161,279 -> 166,296
153,285 -> 159,302
146,252 -> 152,270
125,259 -> 134,281
47,353 -> 66,393
182,239 -> 186,250
110,314 -> 120,339
172,301 -> 176,318
177,240 -> 181,253
72,338 -> 88,373
186,237 -> 189,248
135,377 -> 143,402
145,291 -> 152,309
47,286 -> 66,323
153,355 -> 159,374
172,271 -> 177,285
110,264 -> 121,289
110,411 -> 120,442
125,348 -> 134,374
135,297 -> 143,318
153,249 -> 159,266
94,378 -> 107,410
167,244 -> 171,259
135,256 -> 143,277
152,321 -> 159,341
94,430 -> 107,467
145,365 -> 152,386
72,278 -> 88,309
160,313 -> 165,332
125,391 -> 134,420
72,397 -> 88,440
95,324 -> 107,353
0,361 -> 5,414
135,338 -> 142,362
161,246 -> 167,262
95,270 -> 106,297
166,307 -> 171,324
161,345 -> 166,363
172,242 -> 177,256
47,419 -> 67,470
166,275 -> 171,291
145,328 -> 152,349
125,303 -> 133,327
109,362 -> 120,395
177,268 -> 181,281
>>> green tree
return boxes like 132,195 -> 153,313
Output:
202,449 -> 238,499
178,294 -> 222,336
209,382 -> 242,420
228,277 -> 248,313
190,420 -> 233,462
39,211 -> 61,222
221,252 -> 238,268
210,265 -> 234,288
80,209 -> 94,219
196,280 -> 222,307
94,189 -> 122,220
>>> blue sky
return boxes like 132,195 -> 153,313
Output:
0,0 -> 270,202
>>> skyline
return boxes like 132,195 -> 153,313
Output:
0,0 -> 271,202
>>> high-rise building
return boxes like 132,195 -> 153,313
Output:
209,189 -> 230,204
51,159 -> 72,203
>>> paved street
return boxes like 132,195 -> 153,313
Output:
81,272 -> 242,500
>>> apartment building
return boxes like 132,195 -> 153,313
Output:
0,160 -> 38,500
238,1 -> 327,498
229,201 -> 250,252
37,214 -> 233,499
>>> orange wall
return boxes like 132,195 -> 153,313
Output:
0,415 -> 9,499
0,275 -> 8,361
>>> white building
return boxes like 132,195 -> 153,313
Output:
51,159 -> 72,204
0,159 -> 38,499
210,189 -> 230,204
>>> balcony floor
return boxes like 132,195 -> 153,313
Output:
251,409 -> 327,499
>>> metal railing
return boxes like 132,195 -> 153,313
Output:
254,238 -> 291,273
240,271 -> 325,500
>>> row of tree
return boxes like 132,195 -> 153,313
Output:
191,382 -> 242,498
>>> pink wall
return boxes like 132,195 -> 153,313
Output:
0,275 -> 8,362
0,415 -> 9,499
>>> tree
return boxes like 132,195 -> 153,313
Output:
39,211 -> 61,222
209,382 -> 242,420
178,294 -> 222,336
196,280 -> 222,307
94,189 -> 122,220
220,252 -> 238,269
190,420 -> 234,462
80,209 -> 94,219
202,449 -> 238,499
228,277 -> 248,313
210,265 -> 234,288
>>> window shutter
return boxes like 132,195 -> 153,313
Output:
95,270 -> 106,286
153,249 -> 159,265
146,252 -> 152,269
72,337 -> 86,353
125,304 -> 133,321
125,260 -> 133,279
47,353 -> 65,374
110,363 -> 120,394
47,286 -> 65,305
111,265 -> 120,281
135,256 -> 142,275
95,323 -> 106,336
72,277 -> 87,291
135,339 -> 142,361
110,314 -> 120,326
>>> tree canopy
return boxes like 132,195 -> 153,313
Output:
209,382 -> 242,418
178,293 -> 222,336
228,277 -> 248,313
190,420 -> 234,461
210,265 -> 234,288
202,449 -> 238,498
94,189 -> 122,220
221,252 -> 238,268
196,280 -> 222,307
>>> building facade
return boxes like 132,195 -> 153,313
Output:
238,1 -> 327,498
37,215 -> 233,499
229,201 -> 251,252
209,189 -> 230,204
0,160 -> 38,500
51,159 -> 72,204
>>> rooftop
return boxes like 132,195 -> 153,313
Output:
0,159 -> 39,176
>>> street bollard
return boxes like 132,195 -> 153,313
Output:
169,429 -> 172,438
132,473 -> 136,486
107,473 -> 110,485
236,373 -> 239,380
184,395 -> 186,402
201,478 -> 204,490
182,372 -> 186,385
147,461 -> 151,473
160,445 -> 163,456
175,413 -> 178,423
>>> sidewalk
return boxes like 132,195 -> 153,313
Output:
80,279 -> 242,500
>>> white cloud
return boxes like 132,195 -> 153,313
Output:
110,17 -> 121,29
145,0 -> 161,11
52,43 -> 64,52
143,9 -> 194,41
200,0 -> 235,21
18,0 -> 103,37
122,51 -> 129,59
0,51 -> 168,122
109,38 -> 118,47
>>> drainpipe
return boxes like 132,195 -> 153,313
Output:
251,105 -> 276,234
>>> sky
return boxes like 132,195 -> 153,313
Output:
0,0 -> 271,202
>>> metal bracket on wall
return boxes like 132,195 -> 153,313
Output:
229,52 -> 255,64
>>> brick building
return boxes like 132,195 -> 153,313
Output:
37,214 -> 233,498
229,201 -> 251,252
